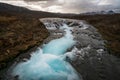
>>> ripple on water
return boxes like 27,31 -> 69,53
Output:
12,23 -> 80,80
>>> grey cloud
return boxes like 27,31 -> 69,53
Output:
24,0 -> 45,1
0,0 -> 120,13
25,0 -> 120,13
24,0 -> 61,8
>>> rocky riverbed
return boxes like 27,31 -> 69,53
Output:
41,18 -> 120,80
0,18 -> 120,80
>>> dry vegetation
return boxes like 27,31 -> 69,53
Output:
69,14 -> 120,56
0,15 -> 49,69
0,2 -> 120,70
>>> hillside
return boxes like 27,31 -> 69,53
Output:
0,3 -> 76,18
0,14 -> 49,69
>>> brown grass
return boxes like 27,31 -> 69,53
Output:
0,15 -> 49,69
0,16 -> 16,22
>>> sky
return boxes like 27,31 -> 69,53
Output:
0,0 -> 120,14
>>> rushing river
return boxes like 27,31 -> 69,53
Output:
12,24 -> 80,80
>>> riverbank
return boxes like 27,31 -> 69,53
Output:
0,18 -> 120,80
68,14 -> 120,57
0,15 -> 49,70
41,18 -> 120,80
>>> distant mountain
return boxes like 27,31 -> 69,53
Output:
113,9 -> 120,13
0,3 -> 77,18
81,10 -> 120,15
0,3 -> 31,12
0,2 -> 119,18
0,3 -> 52,17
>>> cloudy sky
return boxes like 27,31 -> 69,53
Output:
0,0 -> 120,13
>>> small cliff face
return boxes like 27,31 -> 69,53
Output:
0,15 -> 49,69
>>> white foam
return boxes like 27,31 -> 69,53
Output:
12,23 -> 80,80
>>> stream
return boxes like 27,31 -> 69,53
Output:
12,24 -> 80,80
1,18 -> 120,80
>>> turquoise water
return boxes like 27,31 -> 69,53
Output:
12,24 -> 80,80
43,37 -> 75,55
